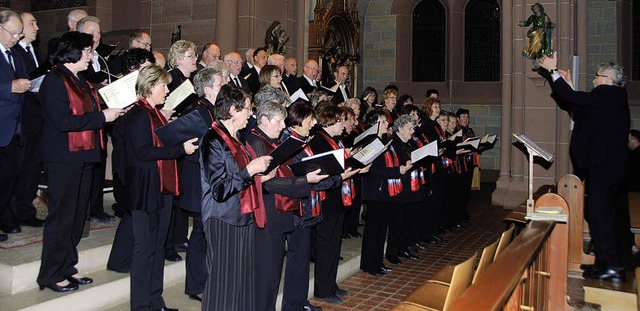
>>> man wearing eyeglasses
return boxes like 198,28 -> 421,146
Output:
8,11 -> 46,233
323,64 -> 350,105
108,30 -> 152,77
541,51 -> 631,283
0,9 -> 32,242
224,51 -> 251,93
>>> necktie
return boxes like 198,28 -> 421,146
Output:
234,77 -> 240,87
25,45 -> 38,67
5,50 -> 14,71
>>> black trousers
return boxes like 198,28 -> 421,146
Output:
405,202 -> 422,245
184,213 -> 206,296
165,203 -> 188,253
37,162 -> 94,287
585,171 -> 628,268
130,195 -> 172,311
11,131 -> 41,222
313,207 -> 345,298
0,138 -> 19,227
107,211 -> 133,272
254,227 -> 287,311
386,202 -> 405,256
360,200 -> 388,272
282,227 -> 312,311
89,155 -> 106,217
343,179 -> 362,235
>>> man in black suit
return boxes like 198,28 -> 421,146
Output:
541,52 -> 631,282
246,47 -> 268,94
108,30 -> 152,77
295,59 -> 320,95
197,42 -> 220,71
282,56 -> 298,94
224,51 -> 250,92
0,9 -> 32,241
77,15 -> 115,222
8,11 -> 45,230
323,64 -> 350,105
239,48 -> 254,79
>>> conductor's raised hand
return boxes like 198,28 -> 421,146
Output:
246,156 -> 273,176
306,169 -> 329,184
182,138 -> 198,155
102,108 -> 126,122
540,51 -> 558,71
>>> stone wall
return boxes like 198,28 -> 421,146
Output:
586,0 -> 617,81
459,105 -> 502,171
360,0 -> 396,93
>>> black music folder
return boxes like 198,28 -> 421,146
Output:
288,149 -> 345,176
155,109 -> 210,147
264,135 -> 307,173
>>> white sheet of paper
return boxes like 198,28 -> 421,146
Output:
447,130 -> 463,141
289,88 -> 309,103
411,140 -> 438,162
352,138 -> 391,165
458,137 -> 481,149
98,70 -> 139,108
353,122 -> 379,146
29,75 -> 45,92
163,79 -> 195,111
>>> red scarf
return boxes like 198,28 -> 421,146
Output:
384,145 -> 403,196
319,130 -> 354,206
196,98 -> 215,127
250,128 -> 299,213
288,129 -> 324,217
53,65 -> 104,152
211,121 -> 266,228
135,98 -> 180,195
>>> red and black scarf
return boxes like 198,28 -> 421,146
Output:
384,145 -> 402,196
211,121 -> 267,228
54,65 -> 104,152
250,128 -> 299,213
319,130 -> 354,207
135,98 -> 180,195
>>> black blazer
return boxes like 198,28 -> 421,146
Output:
296,75 -> 318,96
40,65 -> 105,163
307,128 -> 347,213
228,74 -> 251,93
84,53 -> 110,84
245,67 -> 260,94
282,74 -> 299,96
550,78 -> 629,179
323,80 -> 350,104
12,44 -> 44,134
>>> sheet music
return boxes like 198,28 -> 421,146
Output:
289,88 -> 309,103
447,130 -> 463,141
98,70 -> 139,108
302,148 -> 345,169
29,75 -> 45,92
457,137 -> 481,149
163,79 -> 195,111
351,138 -> 390,165
411,140 -> 438,162
353,122 -> 379,146
512,133 -> 554,162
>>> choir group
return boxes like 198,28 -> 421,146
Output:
0,8 -> 493,311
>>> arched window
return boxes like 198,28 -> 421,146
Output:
464,0 -> 500,81
633,0 -> 640,80
412,0 -> 446,82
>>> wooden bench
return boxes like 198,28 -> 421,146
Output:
503,184 -> 555,234
629,191 -> 640,246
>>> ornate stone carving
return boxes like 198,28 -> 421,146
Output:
31,0 -> 87,12
265,21 -> 289,55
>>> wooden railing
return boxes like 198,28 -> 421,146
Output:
449,220 -> 572,311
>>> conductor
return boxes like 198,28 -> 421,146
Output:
540,52 -> 630,282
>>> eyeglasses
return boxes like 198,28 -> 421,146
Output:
183,53 -> 198,59
0,24 -> 23,39
135,39 -> 151,48
83,47 -> 94,54
595,73 -> 609,78
271,74 -> 281,78
226,60 -> 241,65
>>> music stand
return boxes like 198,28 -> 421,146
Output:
512,133 -> 554,215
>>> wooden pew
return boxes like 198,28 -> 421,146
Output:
629,191 -> 640,246
556,174 -> 594,273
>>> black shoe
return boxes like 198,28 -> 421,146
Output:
302,303 -> 322,311
433,234 -> 444,241
188,294 -> 202,301
342,233 -> 350,239
18,216 -> 44,227
583,267 -> 626,283
165,251 -> 182,262
39,282 -> 79,292
154,307 -> 178,311
399,251 -> 419,261
580,264 -> 597,273
90,212 -> 115,223
349,231 -> 362,238
174,242 -> 188,253
66,276 -> 93,285
335,288 -> 348,297
0,223 -> 21,234
380,266 -> 393,273
386,254 -> 402,265
363,269 -> 384,276
339,256 -> 344,261
414,242 -> 426,250
316,295 -> 342,304
0,233 -> 7,242
424,237 -> 438,244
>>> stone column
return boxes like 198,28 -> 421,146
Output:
216,0 -> 238,53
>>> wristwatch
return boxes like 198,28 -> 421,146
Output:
548,68 -> 558,74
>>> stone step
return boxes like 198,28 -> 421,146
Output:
583,270 -> 637,311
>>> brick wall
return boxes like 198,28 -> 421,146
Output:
586,0 -> 617,82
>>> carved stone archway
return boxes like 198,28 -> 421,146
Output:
309,0 -> 361,92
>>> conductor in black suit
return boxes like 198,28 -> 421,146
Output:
541,52 -> 631,282
8,11 -> 45,230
